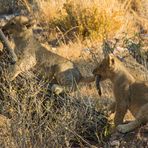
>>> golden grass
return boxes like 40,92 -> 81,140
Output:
36,0 -> 130,40
23,0 -> 147,41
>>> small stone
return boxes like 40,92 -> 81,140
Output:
110,140 -> 120,147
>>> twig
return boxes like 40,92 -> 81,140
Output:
65,127 -> 97,148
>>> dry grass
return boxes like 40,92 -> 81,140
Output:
0,69 -> 111,147
0,48 -> 111,147
37,0 -> 125,40
32,0 -> 147,42
0,0 -> 148,147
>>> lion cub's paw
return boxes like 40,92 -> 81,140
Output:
51,84 -> 64,95
117,124 -> 130,133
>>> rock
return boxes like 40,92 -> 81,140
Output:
110,140 -> 120,147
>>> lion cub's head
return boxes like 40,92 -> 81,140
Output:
93,54 -> 120,81
2,15 -> 36,35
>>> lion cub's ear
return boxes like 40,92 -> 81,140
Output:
107,54 -> 115,68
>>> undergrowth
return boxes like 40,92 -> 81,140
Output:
0,57 -> 111,147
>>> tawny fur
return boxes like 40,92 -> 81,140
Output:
93,54 -> 148,133
2,16 -> 94,93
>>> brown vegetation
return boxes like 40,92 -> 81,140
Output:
0,0 -> 147,147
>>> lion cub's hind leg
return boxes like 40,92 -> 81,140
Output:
117,103 -> 148,133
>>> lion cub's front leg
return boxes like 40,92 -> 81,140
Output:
114,101 -> 128,126
117,120 -> 141,133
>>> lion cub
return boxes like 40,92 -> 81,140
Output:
2,15 -> 95,94
93,54 -> 148,133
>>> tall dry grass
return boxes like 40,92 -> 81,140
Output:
0,47 -> 110,147
0,70 -> 111,147
31,0 -> 147,42
37,0 -> 126,41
